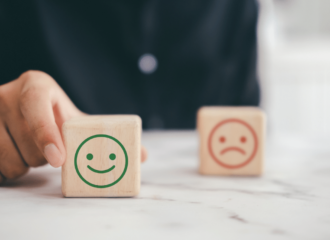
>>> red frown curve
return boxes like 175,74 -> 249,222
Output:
220,146 -> 246,155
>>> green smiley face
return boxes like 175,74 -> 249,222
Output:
74,134 -> 128,188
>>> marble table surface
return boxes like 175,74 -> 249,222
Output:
1,131 -> 330,240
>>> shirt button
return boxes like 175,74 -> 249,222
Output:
138,53 -> 158,74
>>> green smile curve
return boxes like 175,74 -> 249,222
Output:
87,165 -> 115,174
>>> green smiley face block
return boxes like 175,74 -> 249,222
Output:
74,134 -> 128,188
62,115 -> 141,197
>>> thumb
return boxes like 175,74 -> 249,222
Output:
21,98 -> 64,167
19,72 -> 81,167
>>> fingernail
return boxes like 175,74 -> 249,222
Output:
44,144 -> 63,168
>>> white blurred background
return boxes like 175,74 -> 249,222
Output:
258,0 -> 330,145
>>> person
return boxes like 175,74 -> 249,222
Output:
0,0 -> 260,183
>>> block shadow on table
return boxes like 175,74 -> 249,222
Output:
0,167 -> 64,198
1,171 -> 48,188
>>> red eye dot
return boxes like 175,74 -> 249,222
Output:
219,136 -> 226,143
240,136 -> 246,143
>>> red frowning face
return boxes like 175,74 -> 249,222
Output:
208,119 -> 258,169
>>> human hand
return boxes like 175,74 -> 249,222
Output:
0,70 -> 147,184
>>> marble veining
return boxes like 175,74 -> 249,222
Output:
0,131 -> 329,240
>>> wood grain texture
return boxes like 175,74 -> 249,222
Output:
197,107 -> 266,176
62,115 -> 141,197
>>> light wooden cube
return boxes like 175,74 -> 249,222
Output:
197,107 -> 265,176
62,115 -> 141,197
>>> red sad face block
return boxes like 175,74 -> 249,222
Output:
198,106 -> 265,175
208,119 -> 258,169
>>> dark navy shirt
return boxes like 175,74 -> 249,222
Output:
0,0 -> 260,129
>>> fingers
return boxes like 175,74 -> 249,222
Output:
141,145 -> 148,163
0,123 -> 29,181
18,72 -> 66,167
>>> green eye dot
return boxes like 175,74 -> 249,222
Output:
109,153 -> 116,160
86,153 -> 93,160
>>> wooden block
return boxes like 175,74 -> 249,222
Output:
197,107 -> 266,176
62,115 -> 141,197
